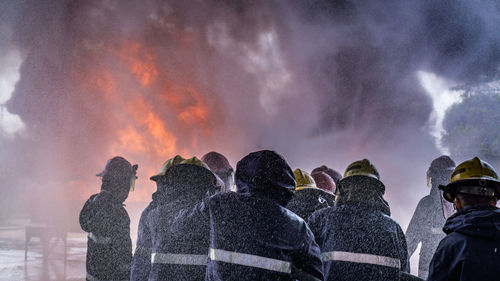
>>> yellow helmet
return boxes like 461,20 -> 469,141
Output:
150,155 -> 185,181
343,159 -> 380,180
180,157 -> 211,169
293,169 -> 317,190
440,157 -> 500,202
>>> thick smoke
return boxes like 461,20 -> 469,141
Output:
1,0 -> 500,226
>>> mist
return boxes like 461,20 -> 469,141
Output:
1,2 -> 500,274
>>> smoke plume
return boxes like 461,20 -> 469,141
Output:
1,0 -> 500,226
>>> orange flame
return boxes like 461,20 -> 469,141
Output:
73,40 -> 218,201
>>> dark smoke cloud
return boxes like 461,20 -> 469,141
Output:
1,0 -> 500,226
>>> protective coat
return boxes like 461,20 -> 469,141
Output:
308,176 -> 409,281
205,150 -> 324,281
79,191 -> 132,281
130,192 -> 160,281
427,206 -> 500,281
286,187 -> 333,220
148,164 -> 217,281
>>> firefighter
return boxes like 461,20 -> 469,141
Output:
202,151 -> 235,192
428,157 -> 500,281
308,159 -> 409,281
405,155 -> 455,279
148,157 -> 219,281
286,169 -> 334,220
205,150 -> 323,281
311,165 -> 342,186
130,155 -> 185,281
79,156 -> 138,281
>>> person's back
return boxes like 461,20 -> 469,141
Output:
406,156 -> 455,279
206,150 -> 323,281
131,155 -> 185,281
79,156 -> 138,281
129,193 -> 159,281
428,157 -> 500,281
309,159 -> 409,281
287,169 -> 333,220
287,188 -> 332,220
149,159 -> 218,281
429,206 -> 500,281
310,204 -> 408,280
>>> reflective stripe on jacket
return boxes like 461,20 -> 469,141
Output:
152,252 -> 208,265
309,204 -> 409,281
209,248 -> 292,273
321,251 -> 401,268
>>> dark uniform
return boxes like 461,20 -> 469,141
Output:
130,192 -> 160,281
427,206 -> 500,281
309,175 -> 409,281
205,150 -> 324,281
286,188 -> 333,220
79,156 -> 136,281
80,191 -> 132,281
148,163 -> 217,281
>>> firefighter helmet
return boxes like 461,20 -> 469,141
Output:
343,159 -> 380,180
150,155 -> 185,181
312,165 -> 342,185
97,156 -> 138,191
439,157 -> 500,202
312,171 -> 336,194
294,169 -> 317,190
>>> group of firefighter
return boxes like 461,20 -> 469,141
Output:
79,150 -> 500,281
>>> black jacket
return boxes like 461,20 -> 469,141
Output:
130,192 -> 160,281
405,186 -> 447,279
79,191 -> 132,281
286,187 -> 334,221
148,164 -> 217,281
205,150 -> 324,281
427,206 -> 500,281
308,176 -> 408,281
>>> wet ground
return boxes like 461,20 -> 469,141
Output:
0,223 -> 86,281
0,203 -> 146,281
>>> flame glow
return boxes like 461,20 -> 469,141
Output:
70,40 -> 219,201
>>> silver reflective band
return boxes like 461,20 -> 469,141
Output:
430,227 -> 443,235
322,251 -> 401,269
134,245 -> 152,257
151,252 -> 208,265
86,272 -> 128,281
209,248 -> 292,274
88,232 -> 112,244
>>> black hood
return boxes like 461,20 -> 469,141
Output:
444,206 -> 500,239
159,164 -> 218,203
235,150 -> 295,206
335,176 -> 391,216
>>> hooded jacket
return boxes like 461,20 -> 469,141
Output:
427,206 -> 500,281
286,187 -> 334,221
148,164 -> 218,281
130,192 -> 160,281
308,176 -> 409,281
79,189 -> 132,281
205,150 -> 323,281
